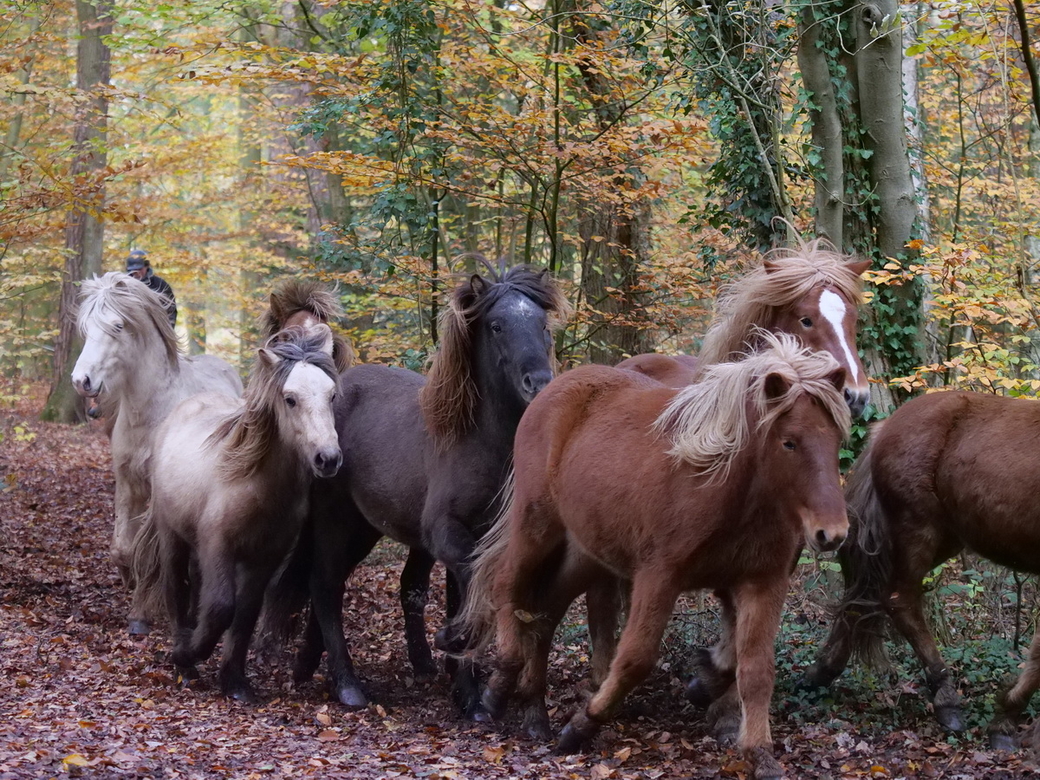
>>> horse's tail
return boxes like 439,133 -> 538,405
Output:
828,438 -> 893,670
129,509 -> 164,621
448,470 -> 517,657
259,518 -> 314,645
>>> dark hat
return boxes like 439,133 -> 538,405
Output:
126,249 -> 148,272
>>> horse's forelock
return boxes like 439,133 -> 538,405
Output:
77,272 -> 179,365
700,242 -> 865,366
420,264 -> 569,447
215,327 -> 338,479
656,333 -> 850,479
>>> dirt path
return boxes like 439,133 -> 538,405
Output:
0,412 -> 1033,779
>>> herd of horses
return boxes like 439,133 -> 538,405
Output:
63,246 -> 1040,779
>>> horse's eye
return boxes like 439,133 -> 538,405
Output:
285,396 -> 297,408
113,322 -> 124,333
330,393 -> 337,405
782,440 -> 796,451
490,323 -> 503,333
799,317 -> 813,328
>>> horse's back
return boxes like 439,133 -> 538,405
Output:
615,353 -> 698,388
181,354 -> 243,397
873,390 -> 1040,568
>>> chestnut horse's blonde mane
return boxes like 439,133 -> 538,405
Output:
78,272 -> 180,366
699,238 -> 865,366
419,263 -> 571,447
210,326 -> 337,480
655,331 -> 852,482
259,279 -> 355,373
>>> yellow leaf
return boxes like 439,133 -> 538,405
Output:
63,754 -> 90,767
483,745 -> 505,764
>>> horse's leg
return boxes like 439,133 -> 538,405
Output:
688,588 -> 738,706
114,471 -> 151,634
305,509 -> 381,708
218,564 -> 275,703
989,625 -> 1040,750
731,578 -> 787,780
557,572 -> 680,754
186,541 -> 237,667
400,548 -> 437,677
441,569 -> 492,722
160,532 -> 197,679
586,575 -> 622,690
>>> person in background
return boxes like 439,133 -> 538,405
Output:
126,249 -> 177,328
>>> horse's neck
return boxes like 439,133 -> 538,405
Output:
472,379 -> 526,451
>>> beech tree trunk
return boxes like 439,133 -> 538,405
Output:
41,1 -> 112,423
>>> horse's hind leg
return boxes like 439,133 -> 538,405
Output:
731,579 -> 787,780
401,548 -> 437,677
988,624 -> 1040,749
557,572 -> 679,754
219,565 -> 275,703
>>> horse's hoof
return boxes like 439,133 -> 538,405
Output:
989,732 -> 1017,752
522,709 -> 553,741
935,705 -> 964,732
434,623 -> 468,654
409,654 -> 438,679
171,649 -> 195,669
336,686 -> 369,709
175,665 -> 199,684
686,675 -> 714,707
557,712 -> 597,754
713,720 -> 740,747
481,687 -> 506,720
468,703 -> 494,724
748,746 -> 785,780
127,619 -> 151,637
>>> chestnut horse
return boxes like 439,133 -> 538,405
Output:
131,325 -> 341,701
585,243 -> 869,716
266,264 -> 570,716
457,333 -> 851,780
616,242 -> 870,414
259,279 -> 354,373
803,390 -> 1040,749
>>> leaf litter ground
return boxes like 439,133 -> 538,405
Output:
1,405 -> 1037,779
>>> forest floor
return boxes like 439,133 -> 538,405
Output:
2,386 -> 1039,780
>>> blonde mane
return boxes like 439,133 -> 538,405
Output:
419,264 -> 570,447
78,272 -> 180,366
699,238 -> 865,366
259,279 -> 355,373
655,331 -> 852,482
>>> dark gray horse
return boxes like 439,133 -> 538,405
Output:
270,264 -> 569,716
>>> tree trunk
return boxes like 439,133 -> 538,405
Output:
41,0 -> 112,423
0,15 -> 43,186
798,3 -> 844,247
572,9 -> 653,363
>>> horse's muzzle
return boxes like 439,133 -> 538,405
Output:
809,526 -> 847,553
844,387 -> 869,419
72,375 -> 101,398
313,448 -> 342,478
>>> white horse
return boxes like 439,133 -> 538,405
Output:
71,272 -> 242,633
131,324 -> 342,702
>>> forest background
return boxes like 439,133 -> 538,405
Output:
2,0 -> 1039,428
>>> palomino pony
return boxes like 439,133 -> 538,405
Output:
131,324 -> 341,702
457,333 -> 851,780
803,390 -> 1040,749
267,264 -> 569,716
260,279 -> 354,373
583,243 -> 870,710
71,272 -> 242,633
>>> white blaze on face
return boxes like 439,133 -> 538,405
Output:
282,362 -> 339,454
818,289 -> 860,385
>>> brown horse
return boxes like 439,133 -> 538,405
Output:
615,242 -> 870,409
131,324 -> 341,701
457,333 -> 851,780
569,243 -> 869,716
803,390 -> 1040,749
259,279 -> 354,373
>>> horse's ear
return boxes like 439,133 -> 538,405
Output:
847,259 -> 872,277
310,323 -> 334,357
763,259 -> 781,274
470,274 -> 488,296
259,348 -> 282,367
763,371 -> 791,400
